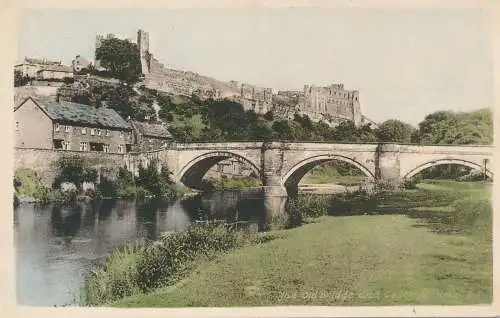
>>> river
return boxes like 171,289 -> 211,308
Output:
14,191 -> 286,307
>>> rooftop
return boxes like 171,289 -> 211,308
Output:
24,57 -> 62,65
42,100 -> 132,130
38,65 -> 74,73
131,120 -> 172,139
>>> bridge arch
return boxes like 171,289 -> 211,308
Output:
177,151 -> 262,189
403,158 -> 493,181
281,154 -> 375,194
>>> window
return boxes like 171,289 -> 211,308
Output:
118,144 -> 124,153
103,144 -> 109,153
97,129 -> 102,136
90,128 -> 95,136
119,131 -> 124,138
62,141 -> 71,150
65,125 -> 71,133
54,123 -> 60,132
81,127 -> 86,135
106,130 -> 110,137
15,121 -> 19,131
80,142 -> 89,151
53,139 -> 63,149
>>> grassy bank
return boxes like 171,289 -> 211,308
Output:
301,163 -> 366,186
111,180 -> 491,307
82,225 -> 276,305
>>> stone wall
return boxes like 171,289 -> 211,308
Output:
14,148 -> 130,185
135,29 -> 364,126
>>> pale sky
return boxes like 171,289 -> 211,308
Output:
17,8 -> 493,126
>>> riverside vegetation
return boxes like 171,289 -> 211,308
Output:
14,156 -> 188,205
80,178 -> 492,307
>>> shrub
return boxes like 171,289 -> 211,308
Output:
403,175 -> 422,189
82,225 -> 256,306
285,196 -> 330,228
116,185 -> 150,199
135,226 -> 243,292
98,177 -> 118,198
14,168 -> 54,202
54,156 -> 98,189
83,244 -> 141,305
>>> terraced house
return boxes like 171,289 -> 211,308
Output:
15,97 -> 133,153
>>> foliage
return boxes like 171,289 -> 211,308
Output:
95,37 -> 142,84
53,156 -> 98,189
415,109 -> 493,145
135,160 -> 180,199
14,168 -> 54,202
98,177 -> 118,198
375,119 -> 416,143
82,244 -> 142,305
83,225 -> 258,305
209,176 -> 262,190
285,196 -> 330,228
57,81 -> 155,121
155,92 -> 378,143
14,70 -> 31,87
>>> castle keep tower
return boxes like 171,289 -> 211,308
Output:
137,29 -> 150,75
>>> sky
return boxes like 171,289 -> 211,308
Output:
16,8 -> 494,126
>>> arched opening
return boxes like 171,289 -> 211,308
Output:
403,159 -> 493,187
282,155 -> 375,196
178,152 -> 262,190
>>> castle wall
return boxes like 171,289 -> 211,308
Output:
106,28 -> 366,127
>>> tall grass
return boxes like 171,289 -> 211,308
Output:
82,226 -> 261,306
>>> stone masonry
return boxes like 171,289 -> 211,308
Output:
92,29 -> 366,127
16,142 -> 492,197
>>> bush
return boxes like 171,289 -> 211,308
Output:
99,177 -> 118,198
213,176 -> 262,190
403,175 -> 422,189
14,168 -> 54,202
84,226 -> 249,305
83,244 -> 141,306
54,156 -> 98,189
285,196 -> 330,228
115,184 -> 151,199
136,226 -> 243,291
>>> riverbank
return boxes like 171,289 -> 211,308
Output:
108,180 -> 491,307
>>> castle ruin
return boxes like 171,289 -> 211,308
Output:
93,29 -> 365,127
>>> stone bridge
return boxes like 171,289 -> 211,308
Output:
129,142 -> 493,197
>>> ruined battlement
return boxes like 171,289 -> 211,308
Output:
91,29 -> 364,126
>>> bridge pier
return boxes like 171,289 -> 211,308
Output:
375,143 -> 402,190
262,142 -> 288,197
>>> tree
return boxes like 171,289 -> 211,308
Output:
375,119 -> 415,143
415,109 -> 492,145
135,160 -> 176,198
95,37 -> 142,84
14,70 -> 29,87
54,156 -> 98,189
331,121 -> 359,142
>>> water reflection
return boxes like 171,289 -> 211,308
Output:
14,191 -> 284,307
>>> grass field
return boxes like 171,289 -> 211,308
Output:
111,180 -> 492,307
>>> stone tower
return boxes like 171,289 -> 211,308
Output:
351,90 -> 362,126
94,34 -> 104,69
137,29 -> 150,75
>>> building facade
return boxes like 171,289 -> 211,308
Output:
36,65 -> 74,81
130,120 -> 173,151
14,57 -> 63,78
15,97 -> 133,154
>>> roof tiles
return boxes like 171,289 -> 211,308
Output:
43,100 -> 131,130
